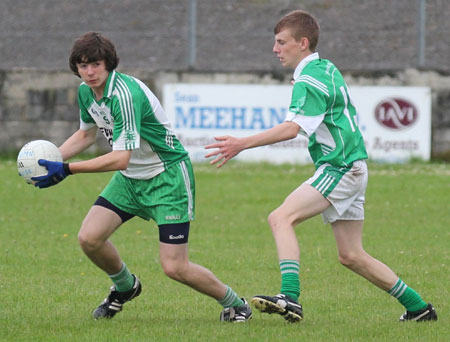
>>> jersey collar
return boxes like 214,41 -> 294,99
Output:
293,52 -> 320,80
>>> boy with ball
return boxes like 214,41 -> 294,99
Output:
30,32 -> 251,322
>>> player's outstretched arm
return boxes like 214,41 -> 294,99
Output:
204,122 -> 300,168
68,150 -> 132,174
204,135 -> 245,168
59,127 -> 97,161
32,150 -> 132,188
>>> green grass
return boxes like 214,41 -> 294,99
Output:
0,159 -> 449,342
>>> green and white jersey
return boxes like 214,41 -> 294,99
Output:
285,53 -> 368,169
78,70 -> 189,179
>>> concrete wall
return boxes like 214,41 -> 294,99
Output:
2,68 -> 450,159
1,0 -> 449,159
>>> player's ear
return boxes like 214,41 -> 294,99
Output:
298,37 -> 309,51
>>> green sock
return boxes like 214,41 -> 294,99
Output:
218,286 -> 244,308
279,260 -> 300,302
388,278 -> 427,312
109,263 -> 134,292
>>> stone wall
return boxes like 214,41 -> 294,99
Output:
1,0 -> 449,158
1,68 -> 450,159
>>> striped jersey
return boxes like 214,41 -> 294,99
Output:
285,53 -> 368,169
78,70 -> 188,179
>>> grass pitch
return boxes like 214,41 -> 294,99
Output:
0,159 -> 448,342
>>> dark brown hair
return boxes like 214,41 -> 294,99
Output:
69,32 -> 119,77
274,10 -> 320,51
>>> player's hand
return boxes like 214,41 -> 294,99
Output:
204,136 -> 244,168
31,159 -> 72,189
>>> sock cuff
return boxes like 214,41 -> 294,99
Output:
221,286 -> 232,301
389,278 -> 408,298
279,260 -> 299,274
109,263 -> 127,280
217,286 -> 243,308
279,259 -> 299,266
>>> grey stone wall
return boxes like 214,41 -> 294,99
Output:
1,0 -> 450,158
2,68 -> 450,159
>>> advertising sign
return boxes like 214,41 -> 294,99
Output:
350,87 -> 431,162
163,84 -> 431,164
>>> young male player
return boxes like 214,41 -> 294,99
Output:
32,32 -> 251,323
205,10 -> 437,323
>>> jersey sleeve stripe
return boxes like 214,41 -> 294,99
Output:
116,77 -> 137,149
299,75 -> 328,90
116,78 -> 134,131
296,75 -> 329,96
115,81 -> 132,146
297,76 -> 329,96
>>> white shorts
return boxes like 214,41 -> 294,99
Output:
305,160 -> 368,224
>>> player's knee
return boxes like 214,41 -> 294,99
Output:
338,251 -> 363,269
268,209 -> 281,229
160,259 -> 188,282
78,230 -> 100,252
268,209 -> 296,231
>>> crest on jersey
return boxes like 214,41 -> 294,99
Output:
125,130 -> 136,143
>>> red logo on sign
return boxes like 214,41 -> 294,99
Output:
374,98 -> 418,130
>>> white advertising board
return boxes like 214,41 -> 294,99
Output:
350,86 -> 431,162
163,84 -> 431,164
